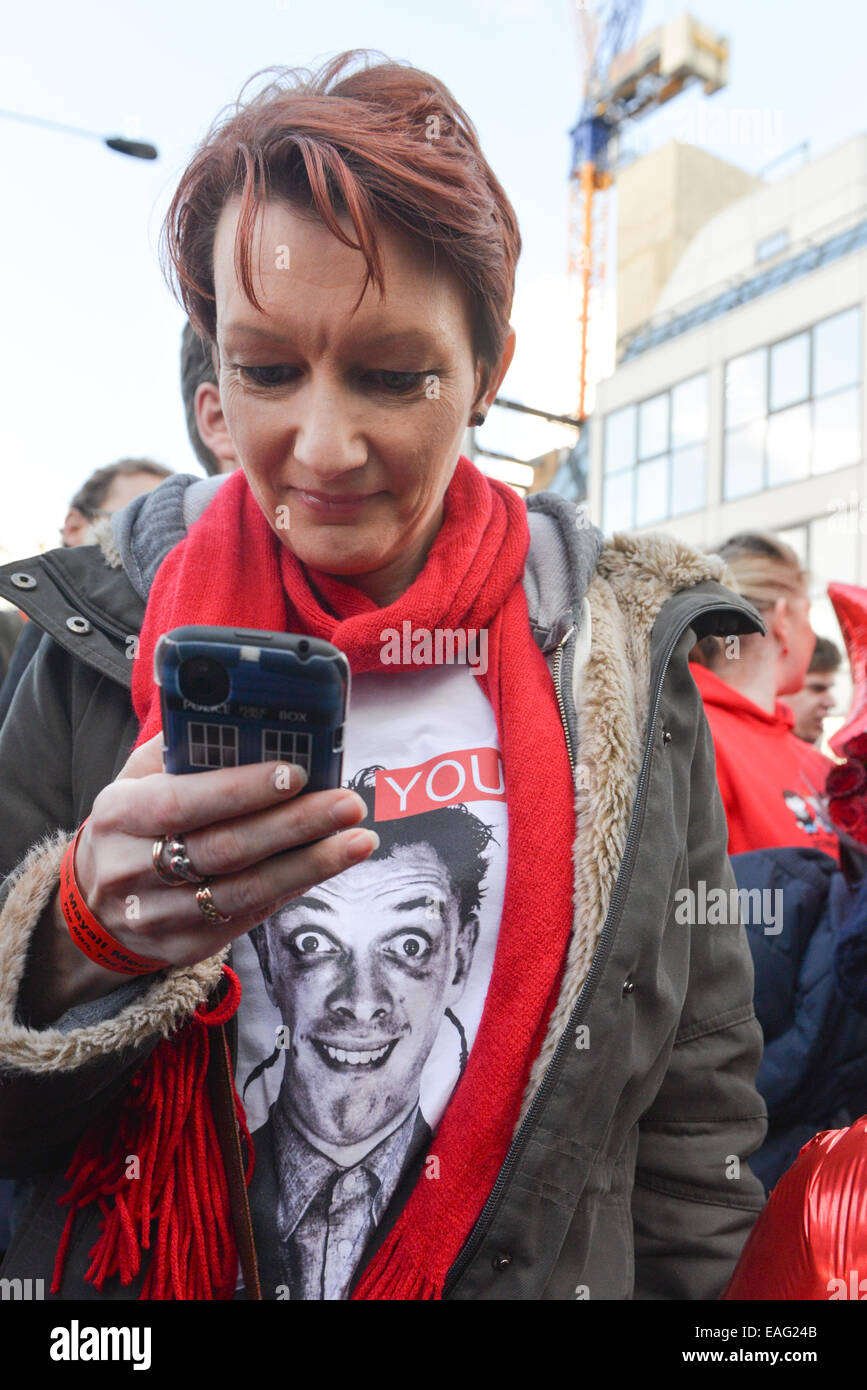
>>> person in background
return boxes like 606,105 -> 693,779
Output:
782,635 -> 842,747
60,458 -> 173,547
730,844 -> 867,1193
690,532 -> 838,861
180,320 -> 239,474
0,458 -> 173,725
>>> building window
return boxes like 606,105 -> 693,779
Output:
602,374 -> 708,530
262,728 -> 313,773
724,307 -> 861,500
188,722 -> 238,768
756,229 -> 789,262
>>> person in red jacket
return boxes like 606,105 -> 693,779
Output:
691,532 -> 839,861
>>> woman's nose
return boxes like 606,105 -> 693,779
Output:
291,384 -> 367,481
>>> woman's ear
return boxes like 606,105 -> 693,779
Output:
472,327 -> 517,420
769,596 -> 790,650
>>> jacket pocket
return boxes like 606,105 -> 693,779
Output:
540,1192 -> 635,1300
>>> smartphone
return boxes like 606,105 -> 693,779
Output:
154,625 -> 349,791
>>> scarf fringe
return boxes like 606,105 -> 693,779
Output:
351,1228 -> 441,1300
50,967 -> 252,1300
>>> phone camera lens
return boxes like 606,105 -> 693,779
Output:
178,656 -> 231,707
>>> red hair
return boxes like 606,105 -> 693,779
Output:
161,51 -> 521,388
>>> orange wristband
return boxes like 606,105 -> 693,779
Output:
60,821 -> 169,976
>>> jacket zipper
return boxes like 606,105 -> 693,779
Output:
442,597 -> 745,1296
552,626 -> 577,770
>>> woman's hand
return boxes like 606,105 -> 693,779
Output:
21,734 -> 377,1026
75,733 -> 377,969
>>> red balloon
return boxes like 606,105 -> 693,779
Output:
829,583 -> 867,759
722,1117 -> 867,1299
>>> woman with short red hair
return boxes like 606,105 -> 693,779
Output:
0,52 -> 767,1301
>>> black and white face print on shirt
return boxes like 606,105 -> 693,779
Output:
246,770 -> 499,1156
234,657 -> 511,1168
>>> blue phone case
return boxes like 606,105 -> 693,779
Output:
154,626 -> 349,792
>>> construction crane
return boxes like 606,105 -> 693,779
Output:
568,7 -> 730,419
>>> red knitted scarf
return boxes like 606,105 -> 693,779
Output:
57,457 -> 576,1300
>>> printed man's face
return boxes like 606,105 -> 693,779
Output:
261,842 -> 475,1148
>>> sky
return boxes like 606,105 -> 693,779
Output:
2,0 -> 866,558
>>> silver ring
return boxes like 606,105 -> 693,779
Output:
195,882 -> 231,924
153,833 -> 207,886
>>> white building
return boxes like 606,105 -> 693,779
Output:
559,133 -> 867,717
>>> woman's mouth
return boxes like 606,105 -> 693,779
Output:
293,488 -> 376,519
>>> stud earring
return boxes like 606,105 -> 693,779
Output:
470,411 -> 486,427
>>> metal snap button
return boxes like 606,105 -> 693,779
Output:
491,1253 -> 512,1271
10,572 -> 36,589
66,615 -> 92,635
662,728 -> 672,744
622,976 -> 635,995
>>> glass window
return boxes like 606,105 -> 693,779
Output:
813,386 -> 860,473
551,460 -> 580,499
777,525 -> 808,566
726,348 -> 766,428
766,403 -> 811,487
724,421 -> 766,499
604,405 -> 636,475
809,513 -> 858,590
635,456 -> 669,526
757,229 -> 789,262
670,444 -> 706,516
671,375 -> 708,447
813,307 -> 860,396
603,471 -> 633,531
638,393 -> 669,460
600,375 -> 708,528
769,332 -> 809,411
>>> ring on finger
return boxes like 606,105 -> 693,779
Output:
153,833 -> 207,886
166,835 -> 208,884
195,881 -> 231,924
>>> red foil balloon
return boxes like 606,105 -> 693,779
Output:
721,1117 -> 867,1299
829,582 -> 867,759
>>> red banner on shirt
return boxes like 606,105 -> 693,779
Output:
374,746 -> 505,821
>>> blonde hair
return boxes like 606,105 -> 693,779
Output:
693,531 -> 809,666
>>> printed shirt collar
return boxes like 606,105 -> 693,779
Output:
272,1103 -> 420,1240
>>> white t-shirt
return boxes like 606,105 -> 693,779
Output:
233,663 -> 508,1298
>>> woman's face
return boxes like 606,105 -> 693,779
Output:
212,198 -> 513,603
777,588 -> 817,696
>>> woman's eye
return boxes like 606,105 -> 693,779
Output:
369,370 -> 426,394
287,928 -> 339,959
384,931 -> 432,963
238,364 -> 296,388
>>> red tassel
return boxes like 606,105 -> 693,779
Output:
50,966 -> 253,1300
351,1227 -> 441,1300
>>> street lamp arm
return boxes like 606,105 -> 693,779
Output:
0,108 -> 158,159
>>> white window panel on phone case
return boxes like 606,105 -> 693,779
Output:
188,721 -> 239,768
262,728 -> 313,772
